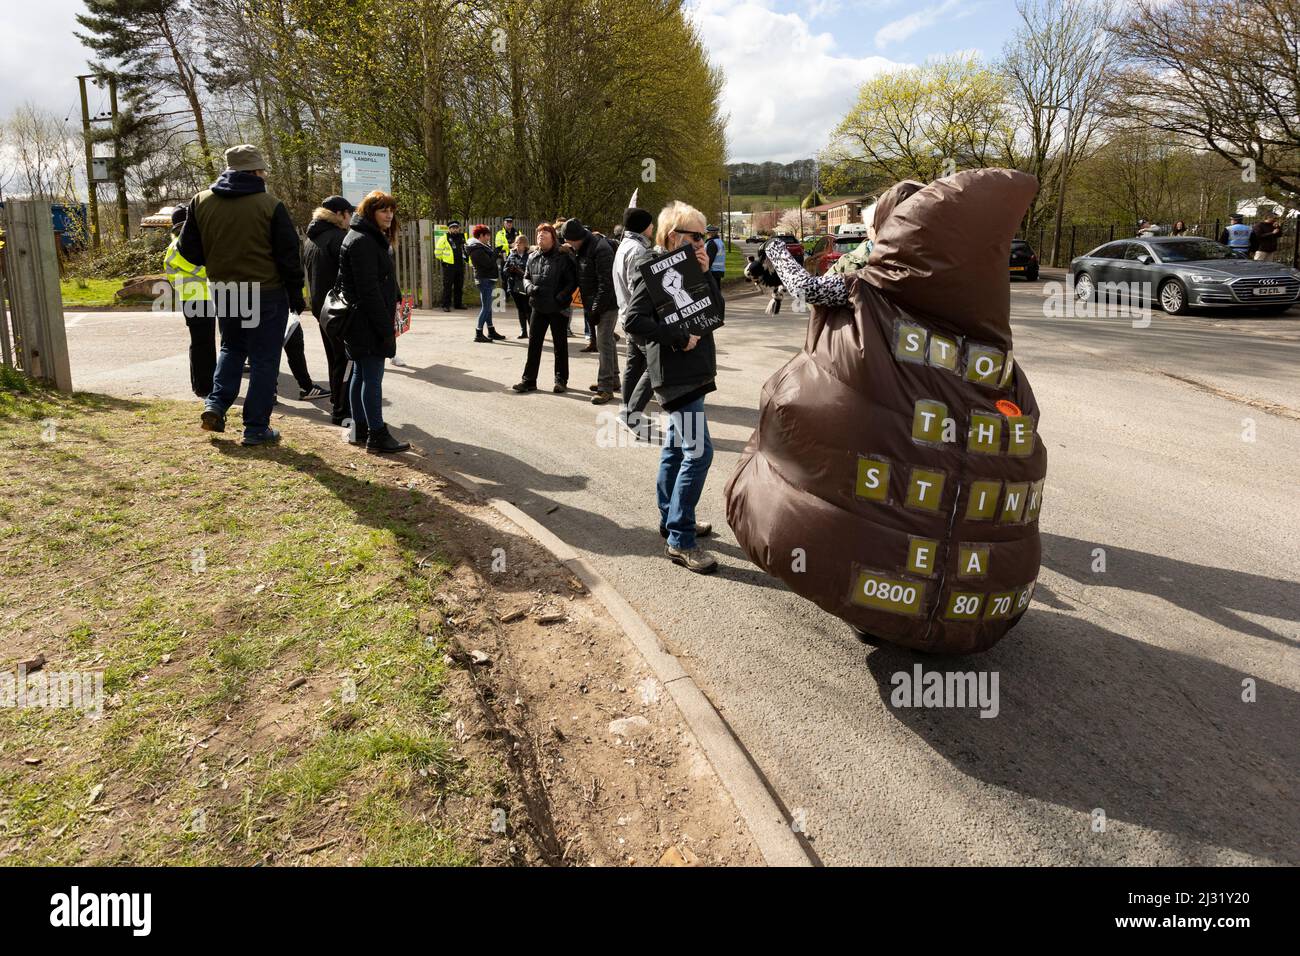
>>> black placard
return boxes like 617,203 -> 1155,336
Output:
637,246 -> 725,336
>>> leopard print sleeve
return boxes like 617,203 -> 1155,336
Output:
762,239 -> 848,307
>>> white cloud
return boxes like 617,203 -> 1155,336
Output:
689,0 -> 907,163
0,0 -> 97,121
874,0 -> 972,50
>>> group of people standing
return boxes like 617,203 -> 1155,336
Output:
167,143 -> 725,572
169,144 -> 408,452
1136,213 -> 1286,260
1219,213 -> 1285,261
504,204 -> 724,571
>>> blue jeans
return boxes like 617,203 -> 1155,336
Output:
476,279 -> 497,331
350,355 -> 386,431
206,288 -> 288,438
657,397 -> 713,550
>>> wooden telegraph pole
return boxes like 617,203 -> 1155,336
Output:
77,75 -> 101,249
109,75 -> 129,240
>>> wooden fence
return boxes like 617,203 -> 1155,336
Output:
394,217 -> 539,307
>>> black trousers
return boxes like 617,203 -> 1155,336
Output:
441,264 -> 465,308
184,305 -> 217,399
511,290 -> 531,335
317,317 -> 351,423
522,310 -> 569,385
622,336 -> 653,414
282,322 -> 314,391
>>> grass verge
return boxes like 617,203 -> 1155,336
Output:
0,369 -> 495,865
58,278 -> 147,309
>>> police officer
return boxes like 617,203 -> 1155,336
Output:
1220,213 -> 1252,254
495,216 -> 519,297
436,221 -> 467,311
706,224 -> 726,280
164,204 -> 215,398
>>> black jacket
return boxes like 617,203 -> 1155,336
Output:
625,265 -> 720,412
466,238 -> 499,281
571,226 -> 617,317
339,214 -> 399,359
446,231 -> 466,267
303,217 -> 346,318
523,246 -> 578,314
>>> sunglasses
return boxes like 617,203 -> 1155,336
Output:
674,229 -> 705,243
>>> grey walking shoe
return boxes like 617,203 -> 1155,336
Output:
241,427 -> 281,447
665,544 -> 718,574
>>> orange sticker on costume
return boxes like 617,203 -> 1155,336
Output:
995,399 -> 1022,417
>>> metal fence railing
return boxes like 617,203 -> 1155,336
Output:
1023,217 -> 1299,269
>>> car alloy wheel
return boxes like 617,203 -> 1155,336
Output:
1074,273 -> 1095,301
1159,279 -> 1188,315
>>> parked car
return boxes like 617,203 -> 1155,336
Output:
805,233 -> 868,275
1070,237 -> 1300,315
772,233 -> 804,261
1010,238 -> 1039,281
745,235 -> 762,243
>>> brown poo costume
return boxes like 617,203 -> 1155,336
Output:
724,169 -> 1045,654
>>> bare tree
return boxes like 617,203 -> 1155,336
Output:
1000,0 -> 1118,262
4,104 -> 83,201
1109,0 -> 1300,198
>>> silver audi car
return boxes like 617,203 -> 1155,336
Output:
1069,237 -> 1300,315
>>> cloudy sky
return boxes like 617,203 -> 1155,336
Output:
3,0 -> 1017,164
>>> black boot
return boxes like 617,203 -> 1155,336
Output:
366,425 -> 410,454
348,422 -> 369,446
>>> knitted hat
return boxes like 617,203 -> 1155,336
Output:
623,207 -> 653,233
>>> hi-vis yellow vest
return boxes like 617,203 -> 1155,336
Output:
434,227 -> 456,265
494,227 -> 511,256
164,236 -> 209,301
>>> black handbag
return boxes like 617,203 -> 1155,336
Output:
319,278 -> 353,340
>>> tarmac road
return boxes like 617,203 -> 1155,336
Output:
63,274 -> 1300,865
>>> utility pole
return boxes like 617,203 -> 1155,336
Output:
77,75 -> 101,249
109,75 -> 129,241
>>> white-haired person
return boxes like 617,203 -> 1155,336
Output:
624,201 -> 721,574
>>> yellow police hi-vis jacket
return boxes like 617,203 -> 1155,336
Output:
164,236 -> 209,302
434,227 -> 454,265
494,227 -> 510,256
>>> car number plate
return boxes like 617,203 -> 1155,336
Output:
1010,266 -> 1025,271
1254,286 -> 1285,296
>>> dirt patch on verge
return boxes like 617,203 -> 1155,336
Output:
0,379 -> 760,866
